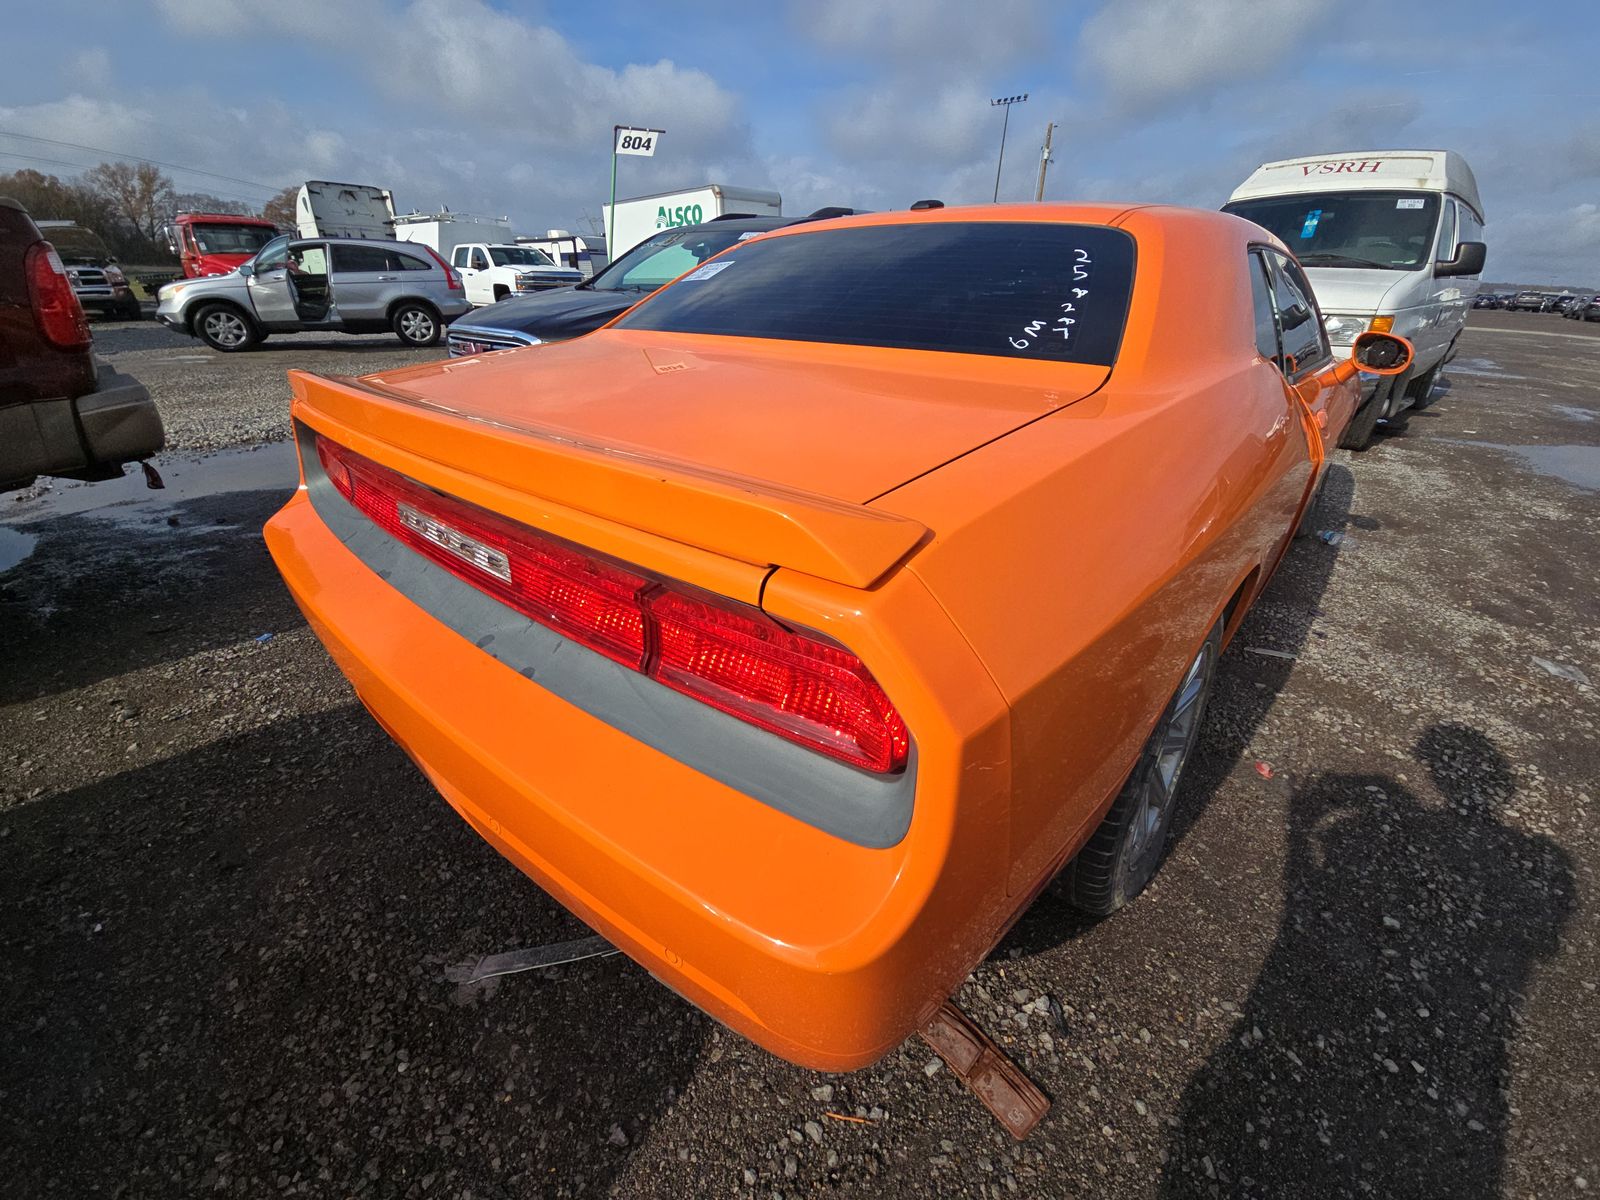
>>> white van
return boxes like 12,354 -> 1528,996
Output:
1224,150 -> 1486,448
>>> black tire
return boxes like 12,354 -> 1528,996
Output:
1338,383 -> 1385,450
1406,360 -> 1443,411
393,301 -> 442,347
193,303 -> 259,352
1063,621 -> 1223,916
493,285 -> 509,302
117,297 -> 143,321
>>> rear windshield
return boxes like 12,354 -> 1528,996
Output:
615,221 -> 1135,365
1223,190 -> 1439,271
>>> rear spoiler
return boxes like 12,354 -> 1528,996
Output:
288,370 -> 928,589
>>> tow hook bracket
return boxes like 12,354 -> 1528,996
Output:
444,934 -> 619,984
919,999 -> 1051,1139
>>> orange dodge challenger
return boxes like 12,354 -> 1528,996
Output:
265,204 -> 1409,1071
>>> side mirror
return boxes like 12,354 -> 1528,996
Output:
1351,330 -> 1412,375
1436,241 -> 1486,278
1314,331 -> 1414,391
237,263 -> 254,277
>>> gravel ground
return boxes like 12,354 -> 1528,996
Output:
2,310 -> 1596,1198
85,314 -> 447,451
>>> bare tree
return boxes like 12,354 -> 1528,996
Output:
171,190 -> 257,216
83,160 -> 175,240
261,185 -> 298,231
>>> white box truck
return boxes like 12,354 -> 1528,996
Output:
394,212 -> 583,305
295,181 -> 396,240
1223,149 -> 1486,448
603,184 -> 781,259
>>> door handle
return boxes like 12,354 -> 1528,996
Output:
376,275 -> 398,281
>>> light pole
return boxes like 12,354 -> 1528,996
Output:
990,93 -> 1028,203
1035,121 -> 1055,202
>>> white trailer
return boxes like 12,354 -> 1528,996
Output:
393,211 -> 515,258
295,181 -> 396,240
516,229 -> 609,278
602,184 -> 781,259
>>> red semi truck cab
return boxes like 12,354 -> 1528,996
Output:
165,213 -> 280,278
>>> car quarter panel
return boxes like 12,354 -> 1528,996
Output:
872,209 -> 1316,896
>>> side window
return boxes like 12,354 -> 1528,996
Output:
254,235 -> 290,271
289,244 -> 328,276
1266,251 -> 1329,376
395,250 -> 433,271
331,244 -> 393,273
1249,252 -> 1280,363
470,248 -> 490,271
1436,200 -> 1459,262
452,246 -> 471,269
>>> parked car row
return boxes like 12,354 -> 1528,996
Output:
1490,290 -> 1596,313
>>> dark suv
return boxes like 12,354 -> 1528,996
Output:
1,197 -> 163,492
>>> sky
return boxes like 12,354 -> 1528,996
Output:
2,0 -> 1598,283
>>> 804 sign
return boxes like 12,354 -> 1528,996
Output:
615,128 -> 663,157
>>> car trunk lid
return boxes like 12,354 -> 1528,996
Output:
290,329 -> 1111,590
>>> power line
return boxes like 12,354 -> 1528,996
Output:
0,129 -> 280,194
0,149 -> 272,208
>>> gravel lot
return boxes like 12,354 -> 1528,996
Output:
2,311 -> 1596,1198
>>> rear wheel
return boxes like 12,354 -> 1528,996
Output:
194,303 -> 258,352
393,301 -> 441,347
1064,621 -> 1222,915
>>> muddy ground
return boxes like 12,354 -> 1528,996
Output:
2,311 -> 1596,1198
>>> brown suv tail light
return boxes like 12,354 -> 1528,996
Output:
26,242 -> 91,350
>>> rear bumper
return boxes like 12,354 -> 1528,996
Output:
0,361 -> 163,489
264,447 -> 1014,1070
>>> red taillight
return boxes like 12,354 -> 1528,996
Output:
420,244 -> 462,292
648,590 -> 910,774
25,242 -> 91,350
314,435 -> 909,773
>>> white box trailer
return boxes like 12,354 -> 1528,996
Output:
603,184 -> 781,259
295,181 -> 396,240
393,211 -> 515,259
516,229 -> 609,278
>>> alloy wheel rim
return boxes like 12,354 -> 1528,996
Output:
401,310 -> 433,341
205,312 -> 246,347
1125,638 -> 1215,878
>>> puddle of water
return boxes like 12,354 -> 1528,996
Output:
1449,357 -> 1529,381
1552,404 -> 1596,423
1440,439 -> 1600,491
0,526 -> 39,572
4,441 -> 300,527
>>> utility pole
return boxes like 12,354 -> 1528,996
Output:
990,94 -> 1028,203
1035,122 -> 1055,202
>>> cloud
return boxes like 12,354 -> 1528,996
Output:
153,0 -> 742,155
1082,0 -> 1337,113
797,0 -> 1044,69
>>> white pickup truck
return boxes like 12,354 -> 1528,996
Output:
445,242 -> 583,306
393,212 -> 582,305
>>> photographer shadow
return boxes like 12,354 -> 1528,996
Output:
1003,462 -> 1359,955
1159,724 -> 1573,1197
